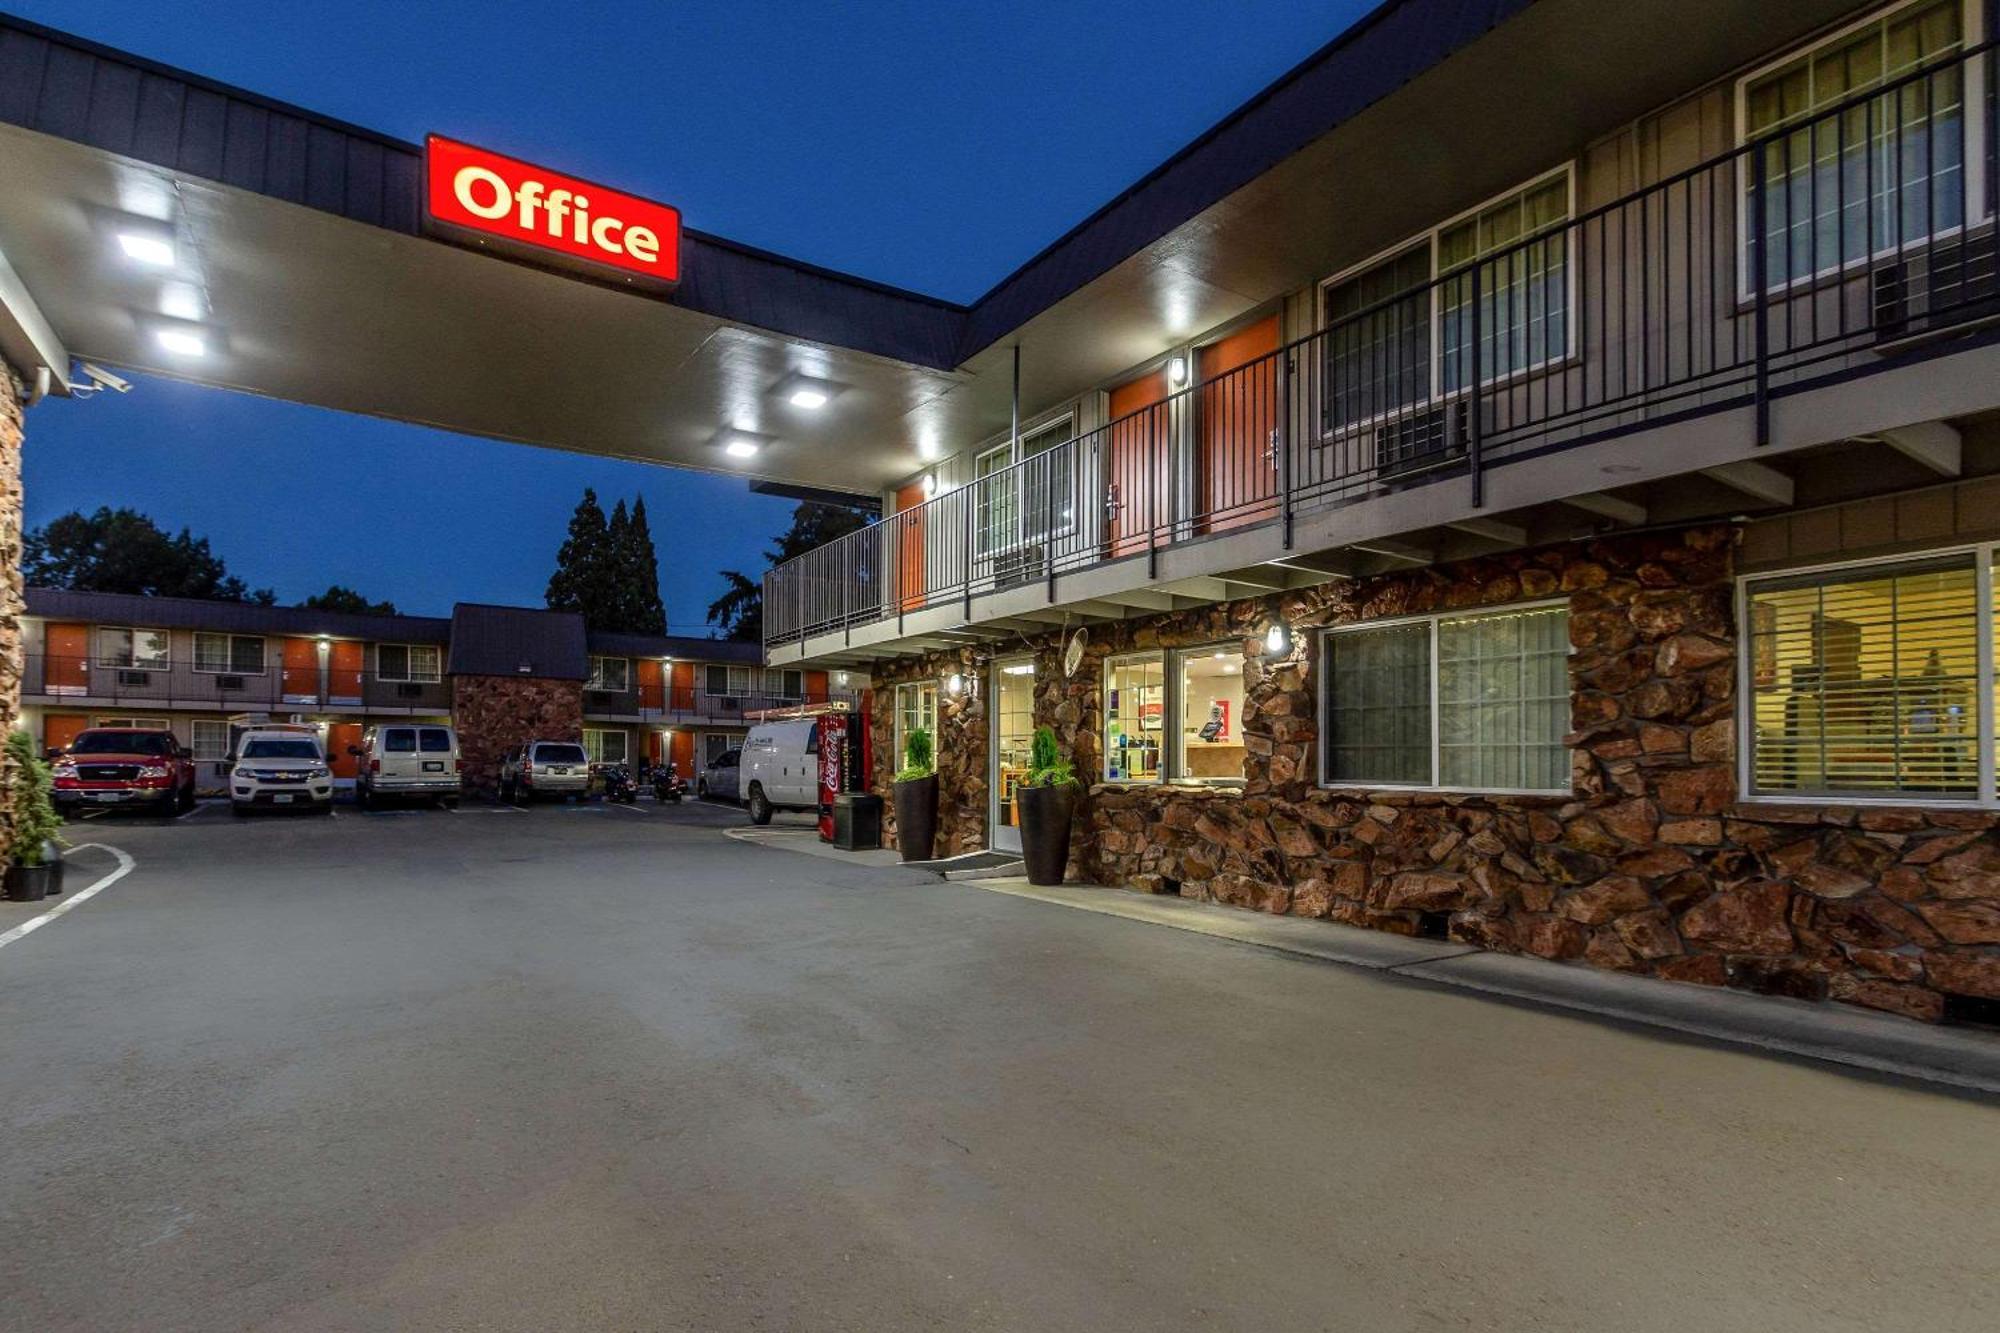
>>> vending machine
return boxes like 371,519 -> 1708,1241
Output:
815,710 -> 869,841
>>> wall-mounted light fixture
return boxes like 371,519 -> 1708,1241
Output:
921,474 -> 938,498
1167,355 -> 1188,386
945,672 -> 965,696
1264,621 -> 1291,656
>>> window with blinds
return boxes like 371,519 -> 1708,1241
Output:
1321,604 -> 1570,792
1748,556 -> 1980,799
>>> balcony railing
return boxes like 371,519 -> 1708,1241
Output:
23,655 -> 453,713
767,42 -> 2000,650
583,688 -> 863,722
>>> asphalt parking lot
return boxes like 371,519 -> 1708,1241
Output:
3,797 -> 1999,1331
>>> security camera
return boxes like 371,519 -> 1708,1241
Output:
74,362 -> 133,396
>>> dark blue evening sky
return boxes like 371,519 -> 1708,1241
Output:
12,0 -> 1375,624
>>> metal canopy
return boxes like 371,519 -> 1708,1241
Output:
0,0 -> 1861,497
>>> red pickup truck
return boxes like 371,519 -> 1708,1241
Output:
50,727 -> 200,816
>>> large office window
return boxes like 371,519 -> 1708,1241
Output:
1322,170 -> 1573,432
1321,605 -> 1570,793
97,626 -> 169,670
193,633 -> 264,675
1743,0 -> 1969,287
1747,554 -> 1980,799
1175,646 -> 1247,784
1104,653 -> 1166,783
894,681 -> 938,774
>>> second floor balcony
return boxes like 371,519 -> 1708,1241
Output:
767,42 -> 2000,662
582,685 -> 863,724
23,654 -> 454,715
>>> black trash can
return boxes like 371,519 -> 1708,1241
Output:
831,793 -> 882,850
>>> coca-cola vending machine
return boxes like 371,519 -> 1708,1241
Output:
815,711 -> 869,841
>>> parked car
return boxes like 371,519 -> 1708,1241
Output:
354,724 -> 462,810
228,729 -> 334,815
697,747 -> 741,803
740,720 -> 821,825
499,740 -> 591,803
49,727 -> 198,816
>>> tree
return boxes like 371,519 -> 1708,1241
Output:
706,570 -> 762,643
545,489 -> 667,634
627,496 -> 668,634
545,488 -> 610,623
707,501 -> 871,641
24,507 -> 275,602
300,585 -> 398,616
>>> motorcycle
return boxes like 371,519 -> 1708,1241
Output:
652,761 -> 686,804
593,761 -> 638,804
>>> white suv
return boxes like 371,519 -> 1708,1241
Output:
229,730 -> 335,815
498,740 -> 591,803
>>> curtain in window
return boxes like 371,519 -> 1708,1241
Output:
1437,607 -> 1570,791
1323,246 -> 1431,430
1324,622 -> 1432,785
1747,0 -> 1964,287
1749,557 -> 1978,797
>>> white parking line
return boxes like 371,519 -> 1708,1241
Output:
0,844 -> 136,953
605,802 -> 650,814
177,800 -> 221,821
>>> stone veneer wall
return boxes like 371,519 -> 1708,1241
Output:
0,367 -> 25,858
868,664 -> 989,856
865,525 -> 2000,1022
452,675 -> 584,793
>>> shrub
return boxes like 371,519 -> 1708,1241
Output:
6,729 -> 64,867
895,727 -> 935,783
1026,725 -> 1077,789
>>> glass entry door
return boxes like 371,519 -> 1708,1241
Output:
991,657 -> 1036,853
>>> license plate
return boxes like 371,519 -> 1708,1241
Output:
423,761 -> 445,772
550,767 -> 569,775
87,791 -> 124,802
272,794 -> 294,805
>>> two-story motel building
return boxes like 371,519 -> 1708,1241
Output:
4,0 -> 2000,1020
18,589 -> 850,793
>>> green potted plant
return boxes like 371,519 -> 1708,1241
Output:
5,730 -> 65,902
892,726 -> 939,862
1017,725 -> 1079,886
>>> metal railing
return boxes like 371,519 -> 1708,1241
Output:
767,41 -> 2000,649
23,655 -> 454,712
583,688 -> 861,721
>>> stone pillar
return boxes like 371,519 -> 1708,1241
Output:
0,365 -> 25,858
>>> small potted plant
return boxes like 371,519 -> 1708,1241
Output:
892,727 -> 939,862
1017,725 -> 1079,886
4,730 -> 65,903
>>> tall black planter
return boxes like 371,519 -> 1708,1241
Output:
1017,783 -> 1076,886
3,861 -> 52,903
893,775 -> 939,862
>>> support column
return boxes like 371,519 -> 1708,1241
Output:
0,364 -> 27,856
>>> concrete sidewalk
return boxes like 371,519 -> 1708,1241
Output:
961,875 -> 2000,1096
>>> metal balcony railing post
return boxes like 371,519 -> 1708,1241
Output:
1147,409 -> 1159,581
843,538 -> 851,647
963,490 -> 974,619
1469,263 -> 1484,509
1277,351 -> 1294,549
1752,143 -> 1771,448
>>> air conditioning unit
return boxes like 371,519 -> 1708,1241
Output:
396,682 -> 424,699
1374,399 -> 1482,480
1873,232 -> 2000,342
992,543 -> 1047,590
217,675 -> 245,691
117,669 -> 151,686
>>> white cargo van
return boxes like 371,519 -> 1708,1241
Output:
739,719 -> 820,825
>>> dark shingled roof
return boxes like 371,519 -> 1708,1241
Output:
24,587 -> 450,642
584,632 -> 762,663
446,603 -> 589,680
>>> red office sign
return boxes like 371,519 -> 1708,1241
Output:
425,135 -> 682,284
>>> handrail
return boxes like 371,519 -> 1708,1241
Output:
767,40 -> 1999,649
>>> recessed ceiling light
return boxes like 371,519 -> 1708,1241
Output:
155,326 -> 206,357
117,231 -> 175,267
724,437 -> 759,459
787,387 -> 829,410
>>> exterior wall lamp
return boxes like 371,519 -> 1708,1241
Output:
1264,621 -> 1291,656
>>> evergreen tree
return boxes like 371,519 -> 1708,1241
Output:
628,496 -> 668,634
300,585 -> 397,616
545,488 -> 610,621
605,498 -> 636,629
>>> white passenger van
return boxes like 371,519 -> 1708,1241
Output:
354,723 -> 462,809
739,719 -> 821,825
